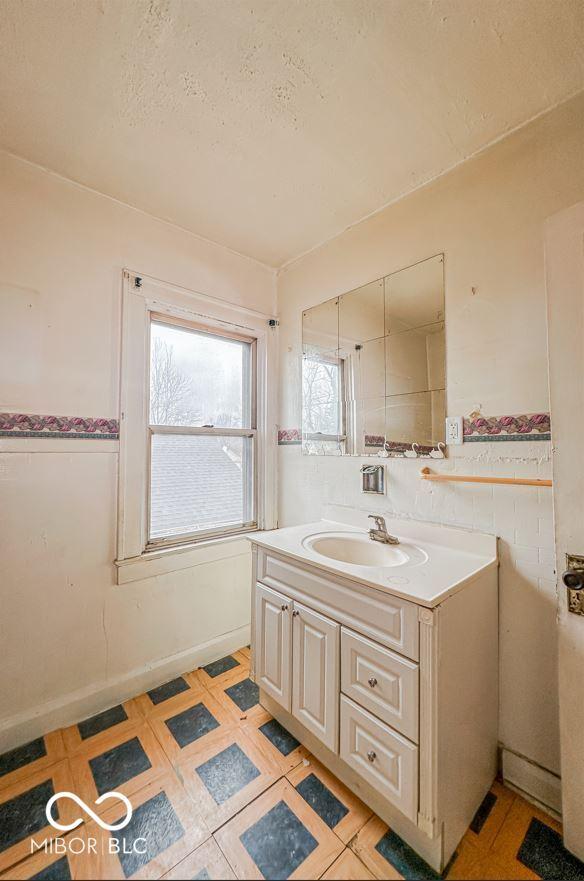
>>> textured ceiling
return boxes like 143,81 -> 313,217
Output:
0,0 -> 583,267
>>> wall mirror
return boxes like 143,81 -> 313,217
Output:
301,253 -> 445,456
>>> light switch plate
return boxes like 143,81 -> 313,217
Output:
446,416 -> 464,445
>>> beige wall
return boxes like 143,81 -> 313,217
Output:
0,151 -> 276,750
277,93 -> 584,795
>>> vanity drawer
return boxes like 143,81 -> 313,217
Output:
258,549 -> 419,661
340,695 -> 418,823
341,628 -> 419,743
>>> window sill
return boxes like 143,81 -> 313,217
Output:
114,530 -> 258,585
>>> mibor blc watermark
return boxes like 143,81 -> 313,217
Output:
33,791 -> 148,857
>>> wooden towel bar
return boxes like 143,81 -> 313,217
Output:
419,467 -> 552,488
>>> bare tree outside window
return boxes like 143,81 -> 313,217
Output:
302,354 -> 341,436
150,337 -> 201,425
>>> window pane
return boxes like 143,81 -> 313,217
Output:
149,434 -> 254,541
150,321 -> 251,428
301,354 -> 342,436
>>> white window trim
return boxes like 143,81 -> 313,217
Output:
115,269 -> 278,584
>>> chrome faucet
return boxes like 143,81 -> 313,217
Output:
368,514 -> 400,545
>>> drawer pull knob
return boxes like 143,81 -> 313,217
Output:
281,604 -> 289,611
367,750 -> 377,763
368,676 -> 378,688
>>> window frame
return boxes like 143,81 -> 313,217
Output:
116,270 -> 278,582
146,313 -> 258,549
301,350 -> 347,446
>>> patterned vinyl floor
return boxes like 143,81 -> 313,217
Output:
0,647 -> 582,880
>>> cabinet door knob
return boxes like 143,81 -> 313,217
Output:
368,676 -> 378,688
281,604 -> 289,611
292,609 -> 300,617
367,750 -> 377,763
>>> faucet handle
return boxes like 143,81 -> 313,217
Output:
368,514 -> 386,531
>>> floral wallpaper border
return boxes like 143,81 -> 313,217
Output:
0,413 -> 119,440
364,436 -> 435,453
463,413 -> 550,442
279,413 -> 551,446
2,413 -> 549,444
277,428 -> 302,445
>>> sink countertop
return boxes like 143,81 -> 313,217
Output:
249,514 -> 498,608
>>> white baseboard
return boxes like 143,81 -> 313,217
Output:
501,747 -> 562,818
0,624 -> 250,753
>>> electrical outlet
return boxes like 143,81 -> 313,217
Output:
446,416 -> 464,445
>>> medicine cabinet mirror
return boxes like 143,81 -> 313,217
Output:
301,253 -> 445,456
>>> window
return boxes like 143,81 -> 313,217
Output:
148,318 -> 257,545
116,271 -> 277,582
301,352 -> 346,451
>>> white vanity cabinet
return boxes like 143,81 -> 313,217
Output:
250,525 -> 498,874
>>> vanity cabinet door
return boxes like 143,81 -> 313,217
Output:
255,583 -> 292,711
292,602 -> 340,752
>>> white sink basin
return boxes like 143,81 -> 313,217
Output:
302,530 -> 426,568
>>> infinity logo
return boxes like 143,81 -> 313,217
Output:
46,791 -> 133,832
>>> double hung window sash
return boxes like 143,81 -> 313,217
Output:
301,351 -> 346,444
148,316 -> 257,547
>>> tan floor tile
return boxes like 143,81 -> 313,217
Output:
69,724 -> 172,812
0,830 -> 86,880
135,673 -> 206,718
62,699 -> 143,756
77,774 -> 209,880
243,708 -> 309,774
459,853 -> 539,880
209,669 -> 264,724
147,689 -> 234,765
320,848 -> 376,880
490,792 -> 561,876
287,754 -> 373,844
349,816 -> 403,880
462,780 -> 516,854
215,777 -> 344,880
177,728 -> 281,832
0,760 -> 78,874
162,837 -> 236,880
0,730 -> 66,792
194,650 -> 250,690
444,839 -> 483,880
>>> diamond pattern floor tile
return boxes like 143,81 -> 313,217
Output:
178,729 -> 280,832
3,645 -> 582,881
214,778 -> 344,880
0,732 -> 66,793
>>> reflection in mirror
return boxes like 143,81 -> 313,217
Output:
339,279 -> 384,352
339,280 -> 385,455
302,351 -> 343,454
301,254 -> 445,456
385,390 -> 446,448
302,298 -> 343,454
302,297 -> 339,357
385,322 -> 445,396
385,254 -> 444,333
383,255 -> 445,451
